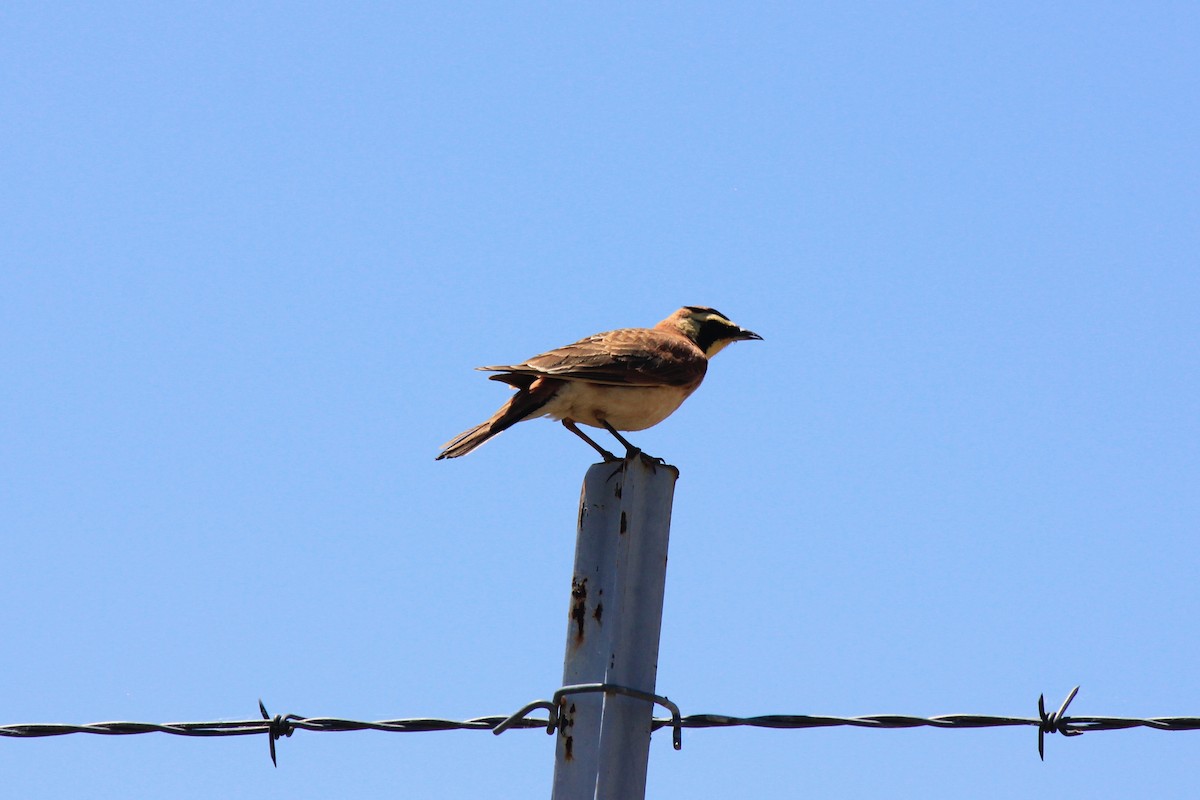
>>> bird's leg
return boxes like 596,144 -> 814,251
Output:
600,420 -> 667,469
562,420 -> 618,462
600,421 -> 642,459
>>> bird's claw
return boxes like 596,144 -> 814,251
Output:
633,451 -> 669,473
642,452 -> 668,468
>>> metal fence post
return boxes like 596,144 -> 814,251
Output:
551,454 -> 678,800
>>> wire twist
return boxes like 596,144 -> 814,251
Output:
3,687 -> 1197,765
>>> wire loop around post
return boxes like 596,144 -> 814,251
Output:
494,683 -> 684,750
554,683 -> 683,750
493,699 -> 558,737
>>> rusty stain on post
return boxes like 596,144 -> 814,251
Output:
559,698 -> 576,761
570,578 -> 588,643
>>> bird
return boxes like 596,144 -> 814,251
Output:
436,306 -> 761,461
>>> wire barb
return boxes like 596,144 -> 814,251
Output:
258,700 -> 297,767
1038,685 -> 1083,760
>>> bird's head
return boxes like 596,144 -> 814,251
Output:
659,306 -> 762,357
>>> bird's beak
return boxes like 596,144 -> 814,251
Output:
736,328 -> 763,341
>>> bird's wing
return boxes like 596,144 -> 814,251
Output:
479,328 -> 707,388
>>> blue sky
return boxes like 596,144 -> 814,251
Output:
2,3 -> 1197,797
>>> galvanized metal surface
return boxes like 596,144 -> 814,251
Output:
552,454 -> 678,800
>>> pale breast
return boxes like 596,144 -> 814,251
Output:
534,381 -> 695,431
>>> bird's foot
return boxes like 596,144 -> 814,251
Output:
634,451 -> 670,473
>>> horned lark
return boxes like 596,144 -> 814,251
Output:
436,306 -> 761,461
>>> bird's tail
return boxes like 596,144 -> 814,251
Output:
436,380 -> 555,459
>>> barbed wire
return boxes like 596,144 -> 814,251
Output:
2,686 -> 1196,766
